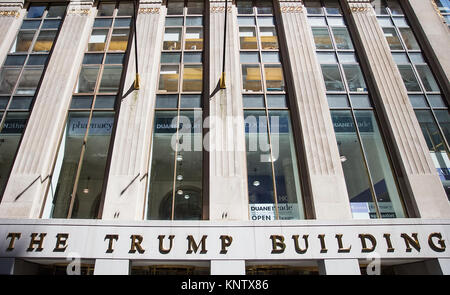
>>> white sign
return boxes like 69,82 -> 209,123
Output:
249,203 -> 299,221
0,219 -> 449,261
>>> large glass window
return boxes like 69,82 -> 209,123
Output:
376,0 -> 450,201
0,3 -> 66,199
307,0 -> 406,218
47,2 -> 132,219
237,0 -> 305,220
147,0 -> 204,220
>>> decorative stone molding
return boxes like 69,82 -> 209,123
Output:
67,8 -> 91,15
210,6 -> 232,13
138,7 -> 160,14
67,0 -> 94,16
0,0 -> 23,17
0,9 -> 19,17
346,0 -> 372,13
210,1 -> 232,13
280,0 -> 304,14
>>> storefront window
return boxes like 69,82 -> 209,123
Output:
0,3 -> 66,199
377,0 -> 450,201
238,0 -> 305,220
47,2 -> 132,219
307,0 -> 407,218
147,0 -> 205,220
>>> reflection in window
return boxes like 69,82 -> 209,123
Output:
159,65 -> 180,92
242,64 -> 262,92
148,0 -> 205,220
308,0 -> 407,218
0,3 -> 66,199
343,64 -> 366,92
382,28 -> 402,50
260,27 -> 278,50
321,64 -> 344,91
264,65 -> 284,92
182,65 -> 202,92
163,28 -> 182,50
239,27 -> 258,49
185,28 -> 203,50
46,1 -> 132,219
311,27 -> 333,49
33,30 -> 57,52
397,65 -> 420,92
88,30 -> 108,51
109,29 -> 130,51
332,27 -> 353,50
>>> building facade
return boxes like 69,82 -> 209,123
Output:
0,0 -> 449,275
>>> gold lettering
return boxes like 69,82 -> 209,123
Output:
158,235 -> 175,254
6,233 -> 21,251
219,235 -> 233,254
27,233 -> 46,252
129,235 -> 145,254
428,232 -> 446,252
270,235 -> 286,254
186,235 -> 208,254
53,233 -> 69,252
318,234 -> 328,253
400,233 -> 420,252
104,234 -> 119,253
359,234 -> 377,253
292,235 -> 309,254
336,234 -> 352,253
383,233 -> 395,252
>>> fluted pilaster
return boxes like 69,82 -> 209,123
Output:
208,0 -> 249,220
101,1 -> 164,220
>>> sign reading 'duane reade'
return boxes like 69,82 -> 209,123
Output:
0,222 -> 449,260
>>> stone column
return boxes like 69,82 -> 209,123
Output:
0,0 -> 96,218
0,0 -> 25,64
342,0 -> 450,218
210,260 -> 246,275
208,0 -> 248,221
278,0 -> 352,219
94,259 -> 130,275
101,1 -> 164,220
318,258 -> 361,275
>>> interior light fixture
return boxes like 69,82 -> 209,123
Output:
176,154 -> 183,162
177,175 -> 183,181
177,189 -> 183,195
184,194 -> 190,200
340,155 -> 347,162
83,177 -> 90,194
253,180 -> 260,187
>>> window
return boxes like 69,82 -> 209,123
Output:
307,0 -> 407,218
147,0 -> 205,220
237,0 -> 305,220
433,0 -> 450,27
0,3 -> 66,198
47,2 -> 132,219
376,0 -> 450,201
